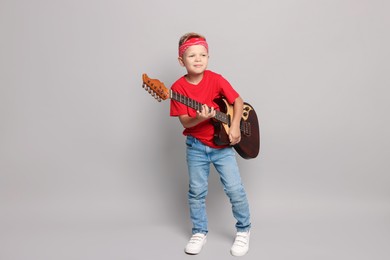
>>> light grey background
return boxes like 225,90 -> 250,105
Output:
1,0 -> 389,259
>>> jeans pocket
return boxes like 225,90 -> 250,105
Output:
186,136 -> 195,148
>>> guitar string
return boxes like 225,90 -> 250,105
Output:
171,91 -> 249,135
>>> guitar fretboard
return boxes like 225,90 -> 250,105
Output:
170,90 -> 230,125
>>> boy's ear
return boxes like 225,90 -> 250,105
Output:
178,57 -> 185,67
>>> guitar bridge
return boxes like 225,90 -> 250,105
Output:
241,121 -> 251,136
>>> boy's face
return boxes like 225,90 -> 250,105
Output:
178,45 -> 209,76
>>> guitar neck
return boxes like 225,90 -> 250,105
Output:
170,90 -> 229,125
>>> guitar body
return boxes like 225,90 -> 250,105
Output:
213,98 -> 260,159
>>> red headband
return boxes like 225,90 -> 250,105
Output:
178,37 -> 208,57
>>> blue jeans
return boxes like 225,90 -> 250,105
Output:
185,136 -> 251,234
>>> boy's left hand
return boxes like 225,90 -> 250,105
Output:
229,125 -> 241,145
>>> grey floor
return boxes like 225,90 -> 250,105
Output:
1,200 -> 389,260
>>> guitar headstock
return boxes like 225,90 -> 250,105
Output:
142,73 -> 170,102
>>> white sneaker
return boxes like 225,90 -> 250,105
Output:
184,233 -> 207,255
230,231 -> 250,256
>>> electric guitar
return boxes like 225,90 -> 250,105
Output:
141,74 -> 260,159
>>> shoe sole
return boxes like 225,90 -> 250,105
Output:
184,238 -> 207,255
230,250 -> 249,257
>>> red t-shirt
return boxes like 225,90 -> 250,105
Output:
170,70 -> 239,148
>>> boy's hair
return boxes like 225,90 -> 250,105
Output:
179,32 -> 206,47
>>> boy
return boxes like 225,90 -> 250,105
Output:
170,32 -> 251,256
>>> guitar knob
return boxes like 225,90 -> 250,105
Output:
243,112 -> 248,117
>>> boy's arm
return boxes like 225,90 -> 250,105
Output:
179,104 -> 216,128
229,96 -> 244,145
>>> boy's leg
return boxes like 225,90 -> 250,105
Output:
212,147 -> 251,256
186,136 -> 211,235
211,147 -> 251,232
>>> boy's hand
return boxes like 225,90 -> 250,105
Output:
229,125 -> 241,145
179,104 -> 215,129
196,104 -> 216,120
